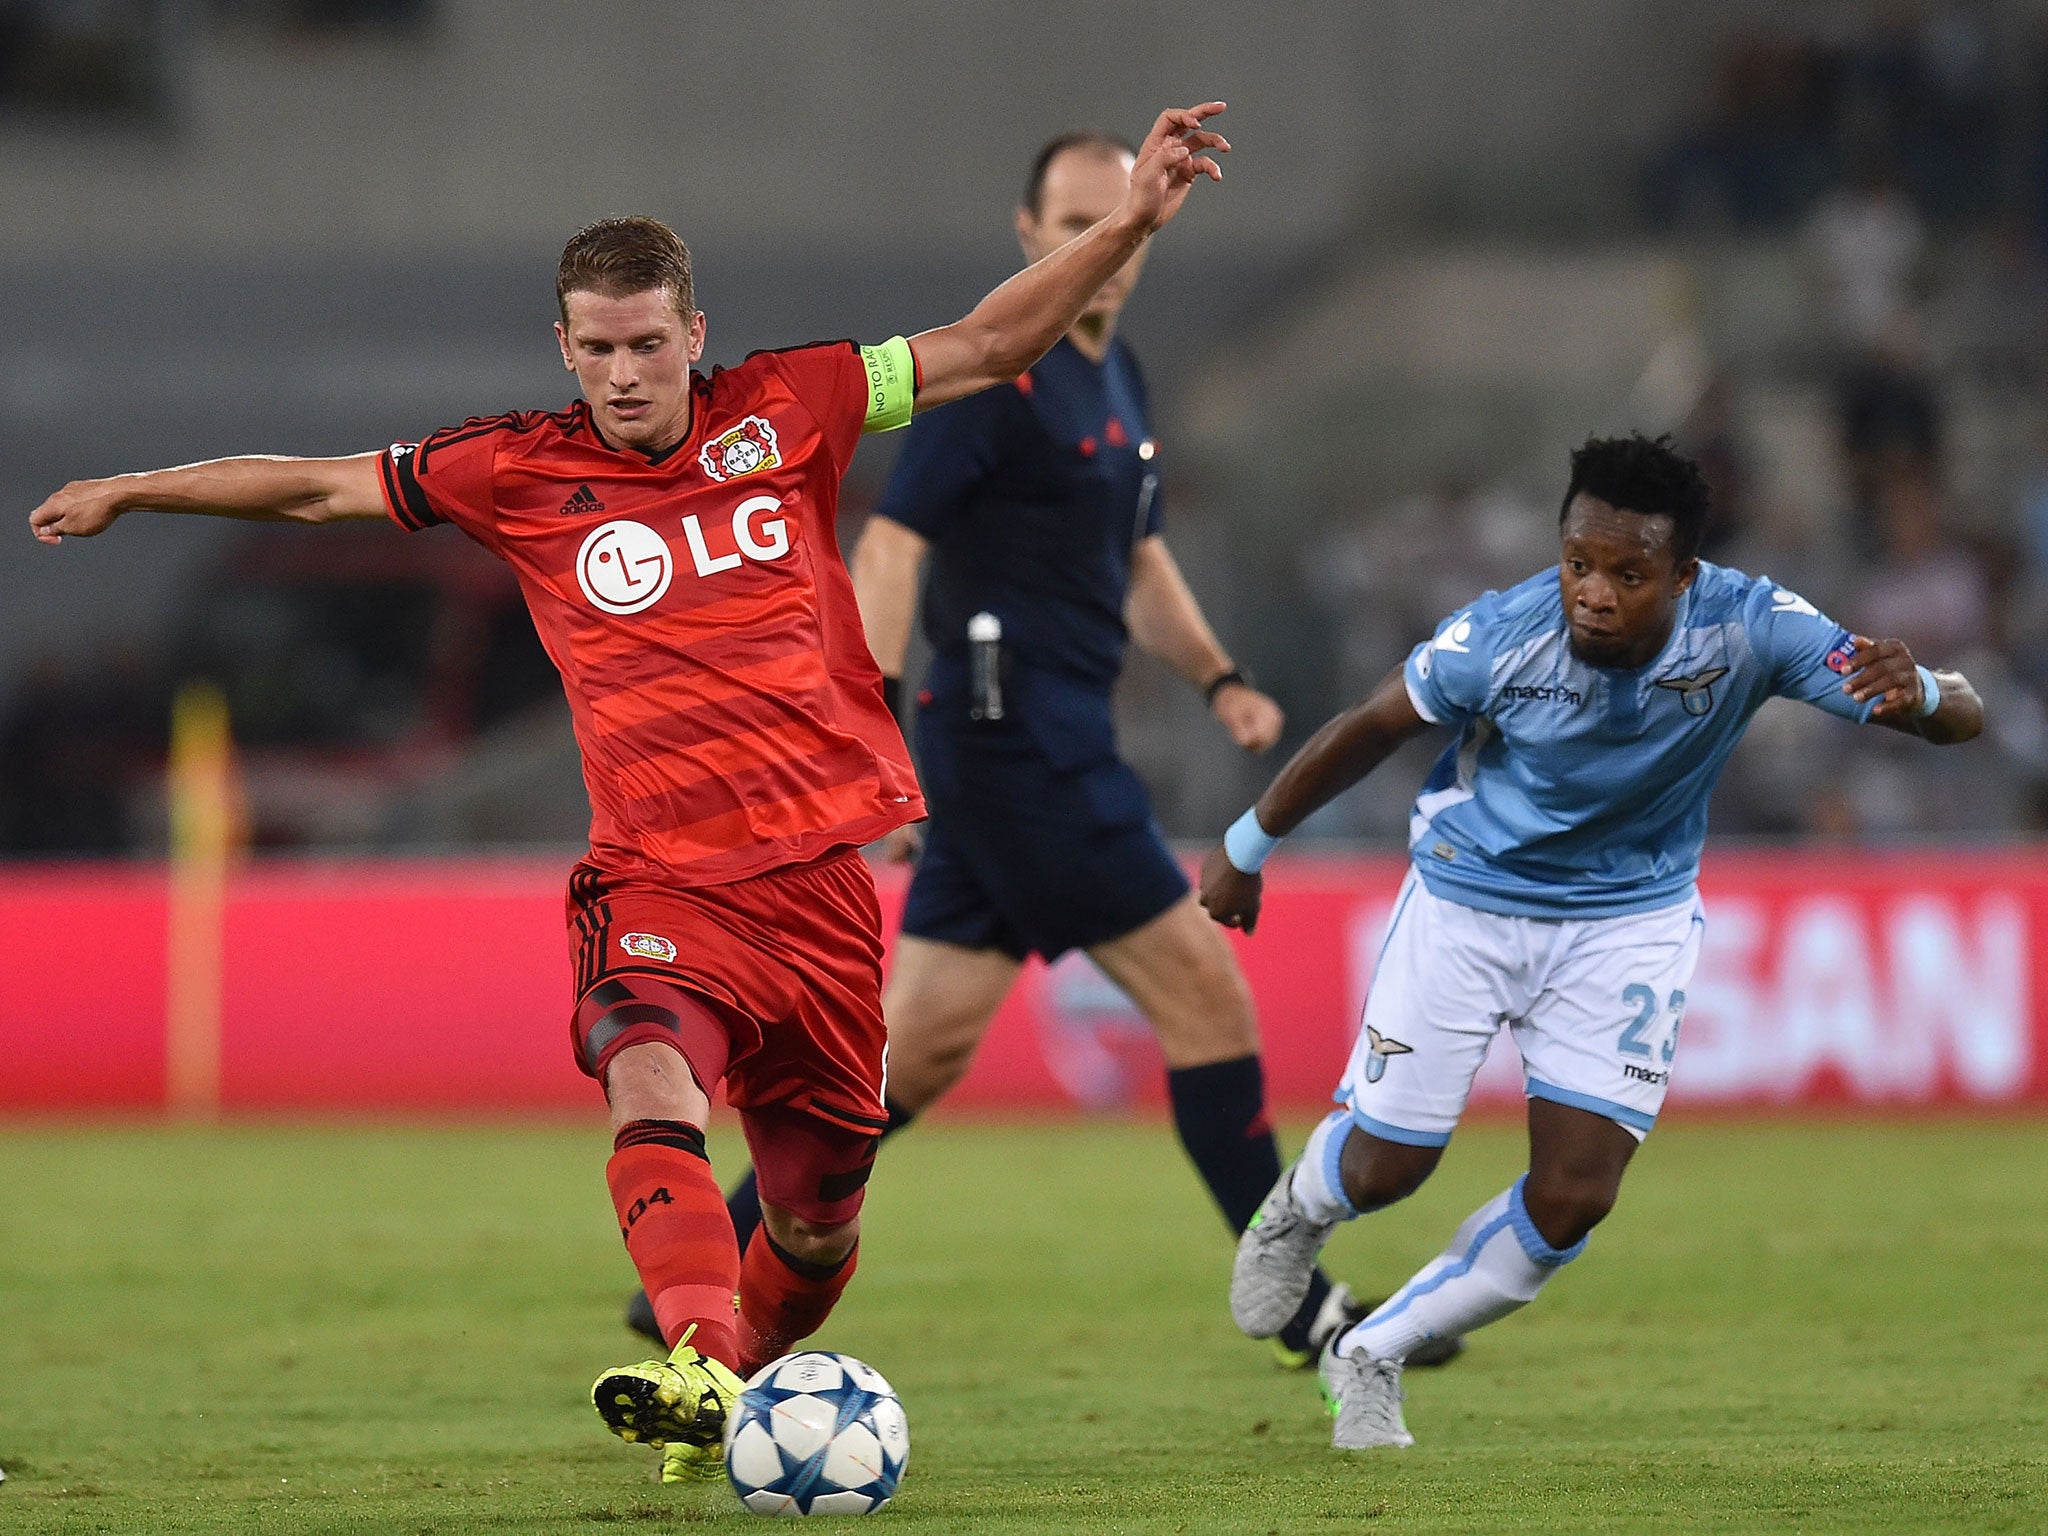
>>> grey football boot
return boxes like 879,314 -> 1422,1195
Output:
1231,1164 -> 1339,1338
1318,1340 -> 1414,1449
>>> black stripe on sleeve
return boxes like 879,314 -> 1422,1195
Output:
376,450 -> 417,530
380,446 -> 442,531
739,338 -> 861,365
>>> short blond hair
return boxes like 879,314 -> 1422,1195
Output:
556,215 -> 694,320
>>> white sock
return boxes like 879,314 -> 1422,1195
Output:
1288,1110 -> 1358,1223
1339,1175 -> 1585,1362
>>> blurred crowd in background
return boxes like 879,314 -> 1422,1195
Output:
10,1 -> 2048,857
1244,2 -> 2048,845
0,0 -> 425,120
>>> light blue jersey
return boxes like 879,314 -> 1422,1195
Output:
1401,561 -> 1874,918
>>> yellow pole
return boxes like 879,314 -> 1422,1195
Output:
165,682 -> 238,1120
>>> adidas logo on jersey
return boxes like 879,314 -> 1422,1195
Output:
559,484 -> 606,517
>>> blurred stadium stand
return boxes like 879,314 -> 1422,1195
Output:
7,0 -> 2048,856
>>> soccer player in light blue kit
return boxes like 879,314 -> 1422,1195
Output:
1201,434 -> 1984,1449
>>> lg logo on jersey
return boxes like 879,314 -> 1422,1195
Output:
574,497 -> 792,615
683,495 -> 790,574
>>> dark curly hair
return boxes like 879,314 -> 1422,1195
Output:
1559,433 -> 1711,564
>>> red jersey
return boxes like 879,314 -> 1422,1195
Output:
379,341 -> 924,886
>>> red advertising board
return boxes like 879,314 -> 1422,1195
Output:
2,850 -> 2044,1115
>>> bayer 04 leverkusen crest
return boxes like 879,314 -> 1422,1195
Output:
699,416 -> 782,482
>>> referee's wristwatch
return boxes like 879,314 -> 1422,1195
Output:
1203,665 -> 1252,704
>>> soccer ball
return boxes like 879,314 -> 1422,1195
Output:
723,1351 -> 909,1516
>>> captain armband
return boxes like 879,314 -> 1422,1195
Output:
859,336 -> 918,434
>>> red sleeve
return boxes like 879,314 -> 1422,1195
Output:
377,423 -> 500,550
761,341 -> 866,478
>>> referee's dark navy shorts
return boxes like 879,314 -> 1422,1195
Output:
899,665 -> 1188,962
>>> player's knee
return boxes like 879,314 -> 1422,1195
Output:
1339,1133 -> 1440,1213
1150,941 -> 1260,1060
921,1016 -> 984,1080
760,1202 -> 859,1267
886,1034 -> 971,1114
885,998 -> 992,1111
1202,955 -> 1259,1050
1520,1169 -> 1619,1249
602,1040 -> 710,1129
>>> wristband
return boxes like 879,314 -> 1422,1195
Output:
1915,665 -> 1941,718
1223,807 -> 1281,874
1204,666 -> 1250,704
881,676 -> 903,718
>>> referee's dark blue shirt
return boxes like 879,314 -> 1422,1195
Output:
881,333 -> 1188,959
879,335 -> 1161,693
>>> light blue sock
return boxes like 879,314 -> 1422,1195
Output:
1288,1110 -> 1358,1223
1341,1174 -> 1585,1362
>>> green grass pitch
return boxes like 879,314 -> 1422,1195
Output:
1,1117 -> 2043,1533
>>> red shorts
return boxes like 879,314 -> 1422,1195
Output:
565,849 -> 888,1225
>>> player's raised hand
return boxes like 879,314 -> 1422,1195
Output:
1121,102 -> 1229,235
1213,682 -> 1284,754
28,479 -> 124,545
1199,843 -> 1263,936
1840,634 -> 1926,721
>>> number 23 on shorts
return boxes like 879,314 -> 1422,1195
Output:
1618,983 -> 1685,1065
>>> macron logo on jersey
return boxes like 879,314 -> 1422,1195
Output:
1503,684 -> 1584,707
1771,588 -> 1820,617
1417,613 -> 1474,681
1433,615 -> 1475,653
1418,614 -> 1474,682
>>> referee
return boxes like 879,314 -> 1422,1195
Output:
634,130 -> 1460,1370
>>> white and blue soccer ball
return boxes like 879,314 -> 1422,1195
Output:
723,1351 -> 909,1516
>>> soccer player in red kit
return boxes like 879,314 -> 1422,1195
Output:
29,103 -> 1231,1480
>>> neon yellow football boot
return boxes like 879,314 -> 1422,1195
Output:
658,1439 -> 727,1485
592,1323 -> 744,1473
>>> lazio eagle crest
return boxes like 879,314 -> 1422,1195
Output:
1363,1026 -> 1413,1083
1655,665 -> 1729,718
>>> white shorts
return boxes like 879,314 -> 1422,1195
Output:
1340,873 -> 1704,1145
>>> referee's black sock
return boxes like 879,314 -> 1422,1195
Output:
1167,1053 -> 1334,1353
725,1095 -> 918,1255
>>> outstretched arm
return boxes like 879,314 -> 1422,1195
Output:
1838,636 -> 1984,745
1126,534 -> 1282,751
29,452 -> 389,545
907,103 -> 1227,412
1199,666 -> 1433,934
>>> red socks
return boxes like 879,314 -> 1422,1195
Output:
737,1232 -> 859,1378
606,1118 -> 860,1378
606,1120 -> 740,1370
